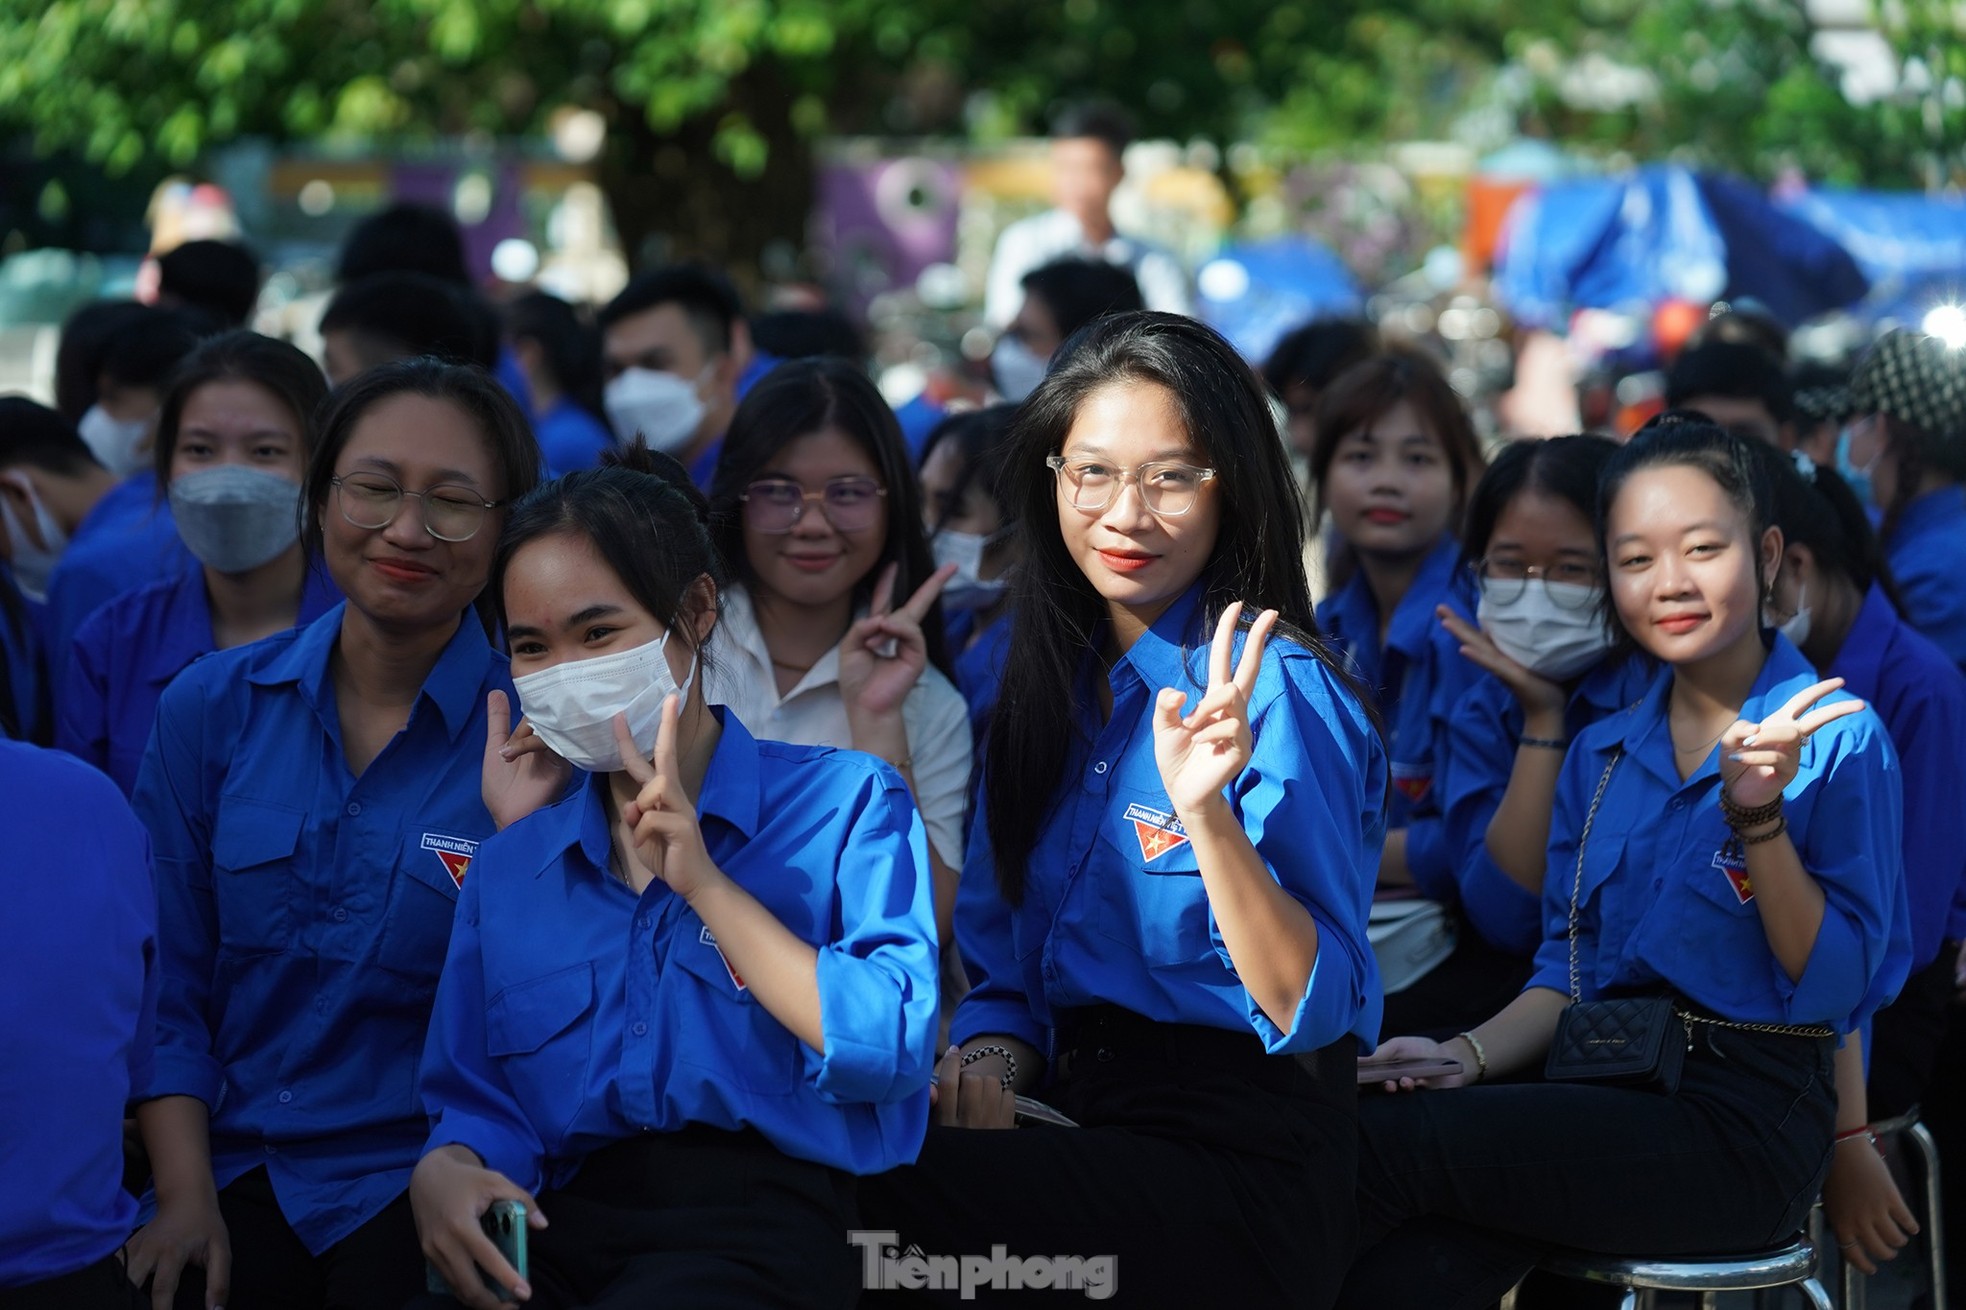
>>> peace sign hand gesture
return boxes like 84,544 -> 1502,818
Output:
616,696 -> 718,900
1721,677 -> 1866,810
838,562 -> 958,723
1153,603 -> 1278,819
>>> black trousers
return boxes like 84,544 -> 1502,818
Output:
412,1126 -> 859,1310
1381,915 -> 1534,1041
1339,1022 -> 1836,1310
1868,947 -> 1957,1122
0,1253 -> 146,1310
166,1167 -> 423,1310
860,1005 -> 1359,1309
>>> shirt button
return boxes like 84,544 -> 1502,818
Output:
346,802 -> 361,817
331,906 -> 348,923
264,1144 -> 277,1155
278,1090 -> 293,1104
638,915 -> 651,930
1093,761 -> 1109,775
632,1021 -> 648,1037
1670,798 -> 1684,811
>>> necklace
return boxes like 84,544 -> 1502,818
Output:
771,656 -> 814,673
1670,721 -> 1730,756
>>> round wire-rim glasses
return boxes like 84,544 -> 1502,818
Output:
1046,455 -> 1218,517
331,472 -> 504,543
740,476 -> 888,534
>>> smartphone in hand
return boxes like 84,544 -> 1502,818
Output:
424,1199 -> 529,1303
1355,1056 -> 1463,1086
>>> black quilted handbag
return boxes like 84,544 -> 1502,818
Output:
1543,750 -> 1689,1094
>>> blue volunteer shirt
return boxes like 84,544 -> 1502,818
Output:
1315,536 -> 1479,898
1830,584 -> 1966,967
1439,653 -> 1654,955
41,471 -> 193,660
1885,485 -> 1966,666
953,582 -> 1387,1060
59,559 -> 342,796
532,398 -> 616,481
419,711 -> 938,1193
131,603 -> 510,1254
0,571 -> 41,741
0,741 -> 157,1288
1530,636 -> 1911,1033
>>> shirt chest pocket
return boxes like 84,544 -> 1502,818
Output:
212,797 -> 305,954
670,927 -> 799,1096
375,828 -> 477,984
1091,801 -> 1213,968
486,963 -> 596,1150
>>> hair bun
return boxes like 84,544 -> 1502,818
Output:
603,438 -> 712,525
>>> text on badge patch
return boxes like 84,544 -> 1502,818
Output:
700,924 -> 747,990
1712,845 -> 1754,905
420,832 -> 479,888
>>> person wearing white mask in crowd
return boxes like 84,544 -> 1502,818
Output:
991,258 -> 1144,404
597,265 -> 747,491
58,332 -> 343,796
0,400 -> 131,606
77,308 -> 211,479
1412,436 -> 1654,1037
916,404 -> 1021,784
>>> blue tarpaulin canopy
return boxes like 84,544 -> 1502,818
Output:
1195,235 -> 1363,364
1494,165 -> 1870,330
1778,188 -> 1966,325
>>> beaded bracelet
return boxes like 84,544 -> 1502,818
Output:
1456,1030 -> 1489,1083
1719,785 -> 1784,830
1742,815 -> 1789,846
961,1044 -> 1017,1091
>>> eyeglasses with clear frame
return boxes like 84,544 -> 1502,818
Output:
1046,455 -> 1218,517
740,476 -> 888,534
330,472 -> 505,543
1472,558 -> 1603,607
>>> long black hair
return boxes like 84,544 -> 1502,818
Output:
493,443 -> 726,668
984,310 -> 1361,904
920,403 -> 1019,534
153,330 -> 329,489
707,356 -> 951,676
1460,434 -> 1620,568
304,357 -> 542,634
1746,442 -> 1902,613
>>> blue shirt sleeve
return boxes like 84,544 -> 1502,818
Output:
1528,749 -> 1597,999
806,770 -> 941,1105
128,677 -> 225,1111
1220,653 -> 1387,1054
948,807 -> 1048,1054
1439,682 -> 1544,955
419,873 -> 550,1194
1781,725 -> 1909,1028
54,608 -> 114,776
1879,678 -> 1966,970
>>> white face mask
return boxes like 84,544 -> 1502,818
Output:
511,629 -> 698,773
1770,581 -> 1812,648
0,473 -> 69,602
603,367 -> 708,453
1476,579 -> 1614,682
78,405 -> 153,479
991,336 -> 1048,404
932,527 -> 1010,610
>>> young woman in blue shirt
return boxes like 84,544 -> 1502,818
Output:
1751,439 -> 1966,1273
860,312 -> 1386,1309
1397,435 -> 1650,1035
60,331 -> 341,795
409,446 -> 938,1307
123,360 -> 540,1310
1310,347 -> 1486,891
1347,421 -> 1911,1308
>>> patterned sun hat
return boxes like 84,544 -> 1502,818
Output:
1848,329 -> 1966,440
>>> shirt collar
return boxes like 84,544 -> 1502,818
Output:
1574,650 -> 1653,715
561,705 -> 760,878
74,472 -> 159,545
1896,485 -> 1966,538
1829,584 -> 1896,701
1615,634 -> 1819,782
144,561 -> 220,689
1386,537 -> 1467,657
1110,580 -> 1210,689
246,603 -> 495,743
717,584 -> 843,698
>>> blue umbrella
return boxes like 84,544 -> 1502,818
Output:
1493,165 -> 1869,329
1778,187 -> 1966,325
1195,235 -> 1363,364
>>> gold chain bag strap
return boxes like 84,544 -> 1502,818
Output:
1544,749 -> 1691,1093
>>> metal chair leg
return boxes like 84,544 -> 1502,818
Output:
1619,1291 -> 1639,1310
1499,1280 -> 1520,1310
1798,1276 -> 1836,1310
1843,1255 -> 1868,1309
1909,1119 -> 1948,1310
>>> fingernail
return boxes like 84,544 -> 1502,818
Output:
946,1044 -> 959,1054
500,747 -> 513,759
1727,753 -> 1745,762
1743,735 -> 1759,746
